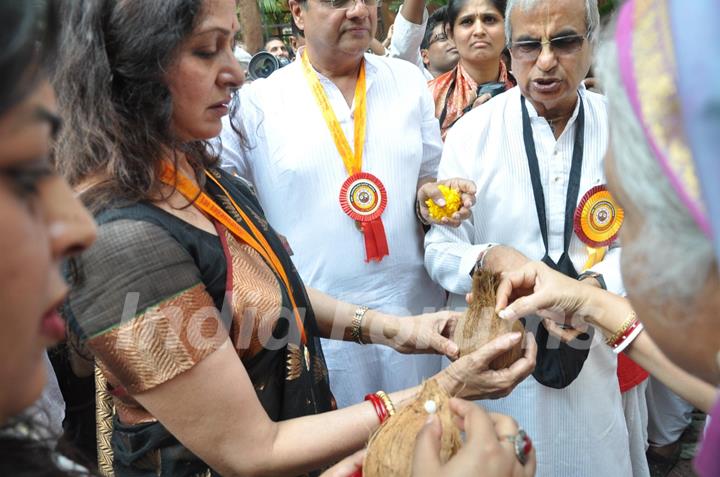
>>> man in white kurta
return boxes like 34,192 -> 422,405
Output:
424,0 -> 634,475
425,85 -> 631,477
219,7 -> 446,408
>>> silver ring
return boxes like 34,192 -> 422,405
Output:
505,428 -> 532,465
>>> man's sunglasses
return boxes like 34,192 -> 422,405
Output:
509,34 -> 588,61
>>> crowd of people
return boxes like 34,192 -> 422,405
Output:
0,0 -> 718,476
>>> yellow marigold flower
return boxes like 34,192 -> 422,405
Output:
425,185 -> 462,221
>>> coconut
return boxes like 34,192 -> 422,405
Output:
454,268 -> 525,369
363,379 -> 461,477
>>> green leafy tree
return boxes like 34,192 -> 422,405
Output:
258,0 -> 294,42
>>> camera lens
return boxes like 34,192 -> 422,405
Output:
248,52 -> 281,80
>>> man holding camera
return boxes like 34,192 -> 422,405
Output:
264,37 -> 291,60
219,0 -> 473,409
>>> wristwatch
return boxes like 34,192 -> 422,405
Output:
469,245 -> 495,277
577,271 -> 607,290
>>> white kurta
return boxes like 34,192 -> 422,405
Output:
623,379 -> 650,477
424,86 -> 633,477
220,54 -> 446,408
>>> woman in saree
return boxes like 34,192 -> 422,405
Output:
428,0 -> 515,139
53,0 -> 537,475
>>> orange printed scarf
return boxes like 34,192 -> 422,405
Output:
429,60 -> 515,140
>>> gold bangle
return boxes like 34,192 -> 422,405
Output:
605,311 -> 637,346
351,306 -> 369,344
375,390 -> 396,417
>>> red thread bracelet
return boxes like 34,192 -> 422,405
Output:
365,393 -> 389,423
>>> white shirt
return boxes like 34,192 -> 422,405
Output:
220,53 -> 446,407
425,86 -> 632,477
389,7 -> 434,81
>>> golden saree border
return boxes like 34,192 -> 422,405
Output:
617,0 -> 707,232
223,230 -> 283,359
95,360 -> 156,425
95,365 -> 115,477
158,163 -> 309,345
88,283 -> 226,394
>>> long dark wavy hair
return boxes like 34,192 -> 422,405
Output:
0,0 -> 58,115
0,1 -> 95,475
52,0 -> 243,214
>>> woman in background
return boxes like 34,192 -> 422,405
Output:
429,0 -> 514,139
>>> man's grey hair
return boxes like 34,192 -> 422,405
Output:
594,20 -> 715,311
505,0 -> 600,47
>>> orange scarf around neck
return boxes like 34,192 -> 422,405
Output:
429,60 -> 515,140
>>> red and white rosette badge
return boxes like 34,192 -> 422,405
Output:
339,172 -> 389,262
574,185 -> 625,247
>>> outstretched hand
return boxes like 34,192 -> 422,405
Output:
438,332 -> 537,400
481,245 -> 531,275
494,261 -> 592,330
417,178 -> 477,227
369,311 -> 461,361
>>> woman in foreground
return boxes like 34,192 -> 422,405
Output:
0,0 -> 96,474
53,0 -> 537,475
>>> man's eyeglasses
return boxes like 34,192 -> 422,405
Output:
319,0 -> 380,9
509,34 -> 588,61
427,33 -> 449,47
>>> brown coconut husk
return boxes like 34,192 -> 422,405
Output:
454,269 -> 525,369
363,379 -> 461,477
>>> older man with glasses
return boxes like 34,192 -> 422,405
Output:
218,0 -> 531,412
425,0 -> 641,475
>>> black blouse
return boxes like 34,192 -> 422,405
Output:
64,168 -> 334,476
